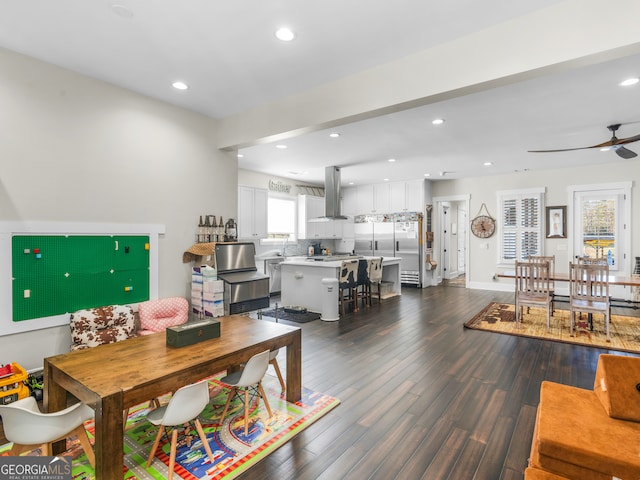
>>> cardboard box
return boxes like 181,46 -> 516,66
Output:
166,318 -> 220,347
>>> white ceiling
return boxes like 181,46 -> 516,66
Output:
1,0 -> 639,186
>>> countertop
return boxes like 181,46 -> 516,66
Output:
282,256 -> 400,268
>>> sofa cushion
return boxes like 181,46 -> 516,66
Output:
138,297 -> 188,335
70,305 -> 135,350
593,353 -> 640,422
524,466 -> 570,480
535,381 -> 640,479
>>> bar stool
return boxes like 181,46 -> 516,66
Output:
368,257 -> 384,304
338,259 -> 359,315
356,258 -> 371,308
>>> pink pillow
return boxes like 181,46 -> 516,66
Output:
138,297 -> 188,335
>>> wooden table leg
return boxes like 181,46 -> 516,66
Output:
43,360 -> 67,455
285,329 -> 302,403
94,391 -> 125,478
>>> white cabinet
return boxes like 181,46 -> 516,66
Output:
390,179 -> 424,212
373,183 -> 391,213
298,195 -> 324,239
356,185 -> 375,213
298,195 -> 346,239
341,187 -> 358,216
237,186 -> 268,239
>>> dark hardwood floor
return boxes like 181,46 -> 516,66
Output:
241,285 -> 630,480
2,285 -> 632,479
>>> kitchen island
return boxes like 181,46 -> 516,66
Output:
280,256 -> 401,314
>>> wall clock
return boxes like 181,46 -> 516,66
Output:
471,203 -> 496,238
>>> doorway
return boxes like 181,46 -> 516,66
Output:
433,194 -> 470,287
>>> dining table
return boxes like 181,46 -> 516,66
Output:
44,314 -> 302,479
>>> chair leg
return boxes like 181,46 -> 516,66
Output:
146,425 -> 164,467
258,381 -> 273,418
194,418 -> 216,464
244,389 -> 250,436
219,386 -> 236,424
167,428 -> 178,480
270,357 -> 286,393
72,424 -> 96,468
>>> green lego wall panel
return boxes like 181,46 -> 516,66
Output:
12,235 -> 150,321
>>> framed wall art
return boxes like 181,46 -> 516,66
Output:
546,206 -> 567,238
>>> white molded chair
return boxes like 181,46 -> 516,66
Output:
145,380 -> 215,480
0,396 -> 95,467
219,350 -> 273,436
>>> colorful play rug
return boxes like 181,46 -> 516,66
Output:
0,374 -> 340,479
465,302 -> 640,354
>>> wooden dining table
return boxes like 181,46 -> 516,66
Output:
498,270 -> 640,287
44,315 -> 302,479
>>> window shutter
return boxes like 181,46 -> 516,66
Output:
498,191 -> 542,263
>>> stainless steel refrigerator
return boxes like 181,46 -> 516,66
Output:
354,212 -> 423,286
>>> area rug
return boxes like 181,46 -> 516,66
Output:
0,373 -> 340,479
259,308 -> 320,323
464,302 -> 640,354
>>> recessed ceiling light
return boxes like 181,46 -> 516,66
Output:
172,81 -> 188,90
383,178 -> 389,182
424,173 -> 431,177
329,132 -> 340,138
110,3 -> 134,18
620,77 -> 639,87
388,158 -> 396,163
237,153 -> 244,158
432,118 -> 445,125
275,27 -> 295,42
483,161 -> 493,166
349,181 -> 355,185
276,144 -> 287,149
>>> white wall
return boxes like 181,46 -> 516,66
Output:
432,160 -> 639,291
0,48 -> 237,370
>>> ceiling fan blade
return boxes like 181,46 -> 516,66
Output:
614,145 -> 637,159
528,146 -> 597,153
613,133 -> 640,145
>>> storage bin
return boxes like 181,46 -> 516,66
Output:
0,362 -> 30,405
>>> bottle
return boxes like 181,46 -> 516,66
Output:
198,215 -> 205,243
225,218 -> 237,241
203,215 -> 211,242
218,216 -> 224,242
210,215 -> 217,242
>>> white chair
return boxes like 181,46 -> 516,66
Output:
145,380 -> 215,480
219,350 -> 273,436
0,396 -> 95,467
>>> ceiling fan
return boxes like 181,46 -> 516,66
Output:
529,124 -> 640,159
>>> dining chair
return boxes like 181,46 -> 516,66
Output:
569,262 -> 611,341
338,259 -> 359,315
0,396 -> 95,468
218,350 -> 273,436
528,255 -> 556,315
577,256 -> 608,265
514,260 -> 553,331
145,380 -> 216,480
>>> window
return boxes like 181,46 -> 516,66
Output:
497,188 -> 544,264
263,194 -> 297,244
571,183 -> 631,273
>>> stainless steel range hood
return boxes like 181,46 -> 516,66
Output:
311,166 -> 349,221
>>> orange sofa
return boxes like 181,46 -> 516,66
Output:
526,354 -> 640,480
